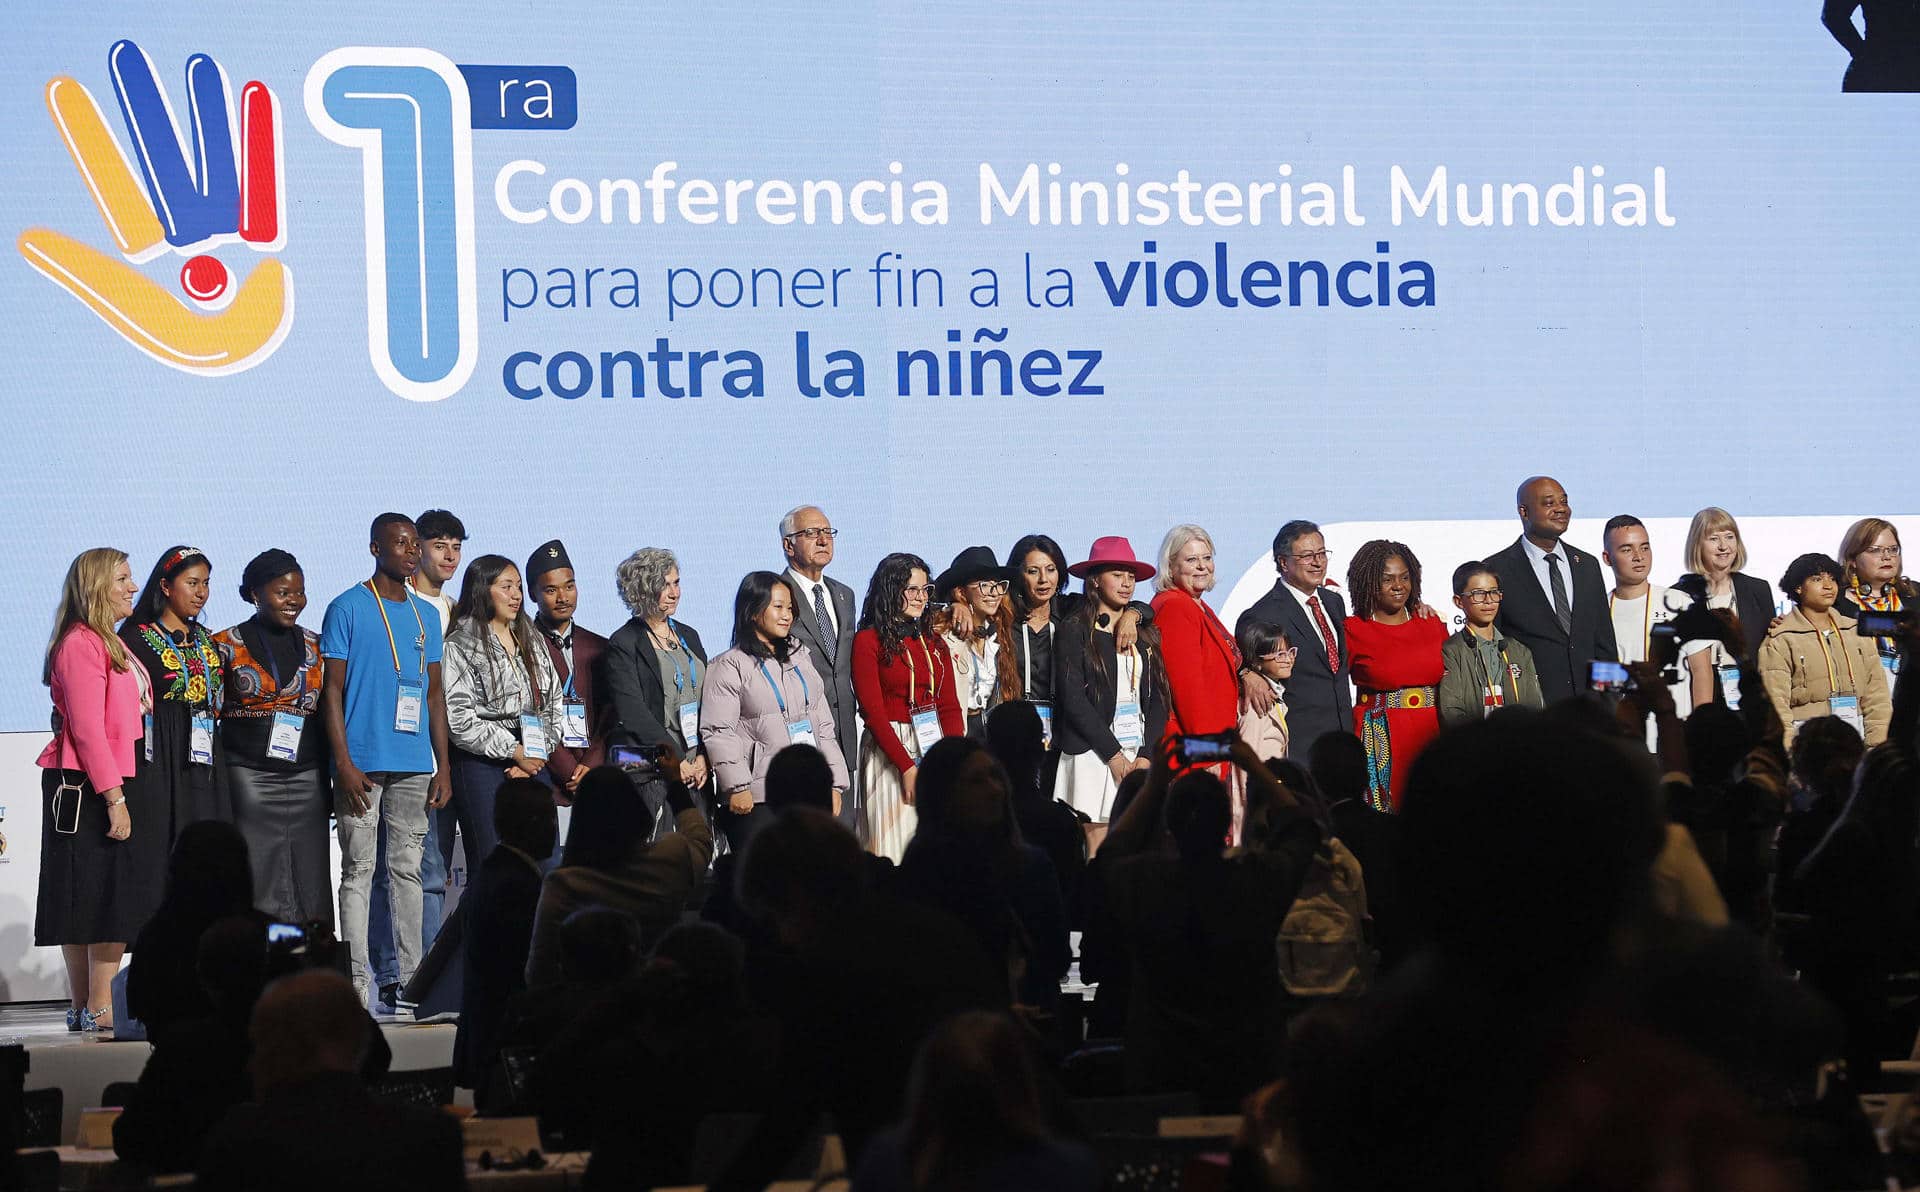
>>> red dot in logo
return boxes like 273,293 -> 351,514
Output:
180,255 -> 230,304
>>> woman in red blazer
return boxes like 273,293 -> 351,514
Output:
1149,524 -> 1242,741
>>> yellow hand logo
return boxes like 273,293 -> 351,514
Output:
17,42 -> 292,376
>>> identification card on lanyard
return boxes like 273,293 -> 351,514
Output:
910,705 -> 943,757
787,717 -> 817,746
144,712 -> 154,762
562,700 -> 589,749
520,712 -> 549,760
1034,702 -> 1053,749
678,701 -> 701,744
267,711 -> 304,762
368,582 -> 429,734
1717,664 -> 1742,711
1483,684 -> 1505,714
1113,699 -> 1144,753
1828,694 -> 1865,736
189,713 -> 215,765
758,660 -> 816,746
395,683 -> 423,733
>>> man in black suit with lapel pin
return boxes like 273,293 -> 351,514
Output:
779,504 -> 863,835
1238,519 -> 1354,757
1487,476 -> 1619,704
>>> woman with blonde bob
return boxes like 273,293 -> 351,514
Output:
1150,525 -> 1242,758
1835,517 -> 1913,682
1673,507 -> 1773,664
36,548 -> 158,1032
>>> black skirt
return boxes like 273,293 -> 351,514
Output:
35,767 -> 166,946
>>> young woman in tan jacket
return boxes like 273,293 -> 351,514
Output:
1758,553 -> 1890,747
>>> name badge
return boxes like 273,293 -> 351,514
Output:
144,712 -> 154,763
395,682 -> 424,734
562,700 -> 589,749
520,713 -> 548,760
189,714 -> 216,766
1113,699 -> 1145,752
1716,665 -> 1742,711
1483,684 -> 1505,714
909,704 -> 944,757
787,717 -> 817,746
267,711 -> 304,762
1829,693 -> 1865,736
1033,701 -> 1053,750
678,700 -> 700,745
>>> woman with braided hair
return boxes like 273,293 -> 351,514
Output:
1344,539 -> 1448,812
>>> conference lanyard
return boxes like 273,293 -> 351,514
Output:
363,582 -> 426,679
903,635 -> 942,706
1021,621 -> 1050,696
757,659 -> 810,716
652,620 -> 697,694
1814,617 -> 1858,694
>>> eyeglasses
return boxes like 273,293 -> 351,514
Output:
785,527 -> 838,543
1465,588 -> 1504,604
971,580 -> 1010,596
1288,550 -> 1332,564
1861,545 -> 1902,559
1260,648 -> 1299,662
903,585 -> 936,598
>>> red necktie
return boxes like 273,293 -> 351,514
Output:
1308,593 -> 1341,674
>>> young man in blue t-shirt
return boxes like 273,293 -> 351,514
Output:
321,513 -> 453,1008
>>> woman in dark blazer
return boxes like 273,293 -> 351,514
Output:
596,547 -> 710,840
1053,538 -> 1169,855
1672,507 -> 1774,664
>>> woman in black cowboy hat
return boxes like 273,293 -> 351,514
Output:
932,546 -> 1023,738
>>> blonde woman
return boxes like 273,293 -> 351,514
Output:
1672,507 -> 1773,663
37,548 -> 155,1032
1150,525 -> 1241,746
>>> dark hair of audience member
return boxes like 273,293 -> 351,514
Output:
162,820 -> 254,923
737,807 -> 869,942
558,906 -> 643,985
1307,731 -> 1369,804
1398,712 -> 1663,982
1685,704 -> 1752,785
1107,767 -> 1151,825
911,737 -> 1027,870
764,743 -> 834,813
198,915 -> 270,1016
248,971 -> 370,1095
645,921 -> 749,1015
1789,716 -> 1865,806
493,775 -> 560,856
560,765 -> 651,870
1165,770 -> 1232,861
903,1011 -> 1054,1192
984,700 -> 1048,804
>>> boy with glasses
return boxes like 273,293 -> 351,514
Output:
1438,561 -> 1544,727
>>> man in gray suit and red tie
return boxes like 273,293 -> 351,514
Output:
1486,476 -> 1619,703
780,504 -> 862,835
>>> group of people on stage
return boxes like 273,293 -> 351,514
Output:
32,477 -> 1911,1026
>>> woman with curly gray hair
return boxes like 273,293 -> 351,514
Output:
601,548 -> 712,833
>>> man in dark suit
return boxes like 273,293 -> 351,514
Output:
528,539 -> 609,798
1487,476 -> 1619,703
1238,519 -> 1354,756
778,504 -> 862,833
197,970 -> 464,1192
452,777 -> 558,1107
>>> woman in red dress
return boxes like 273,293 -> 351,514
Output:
1344,540 -> 1449,813
1150,524 -> 1243,835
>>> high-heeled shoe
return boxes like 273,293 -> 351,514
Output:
65,1006 -> 84,1032
83,1008 -> 112,1033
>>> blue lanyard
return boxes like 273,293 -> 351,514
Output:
757,659 -> 809,717
655,620 -> 696,694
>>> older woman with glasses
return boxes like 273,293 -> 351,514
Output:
1151,525 -> 1242,758
1835,518 -> 1913,682
600,548 -> 711,839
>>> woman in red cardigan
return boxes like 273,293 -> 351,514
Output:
852,552 -> 966,861
1150,524 -> 1243,777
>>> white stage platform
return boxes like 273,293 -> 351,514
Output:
4,1002 -> 460,1145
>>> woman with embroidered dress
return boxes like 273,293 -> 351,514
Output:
121,546 -> 231,852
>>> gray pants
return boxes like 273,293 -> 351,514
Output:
336,771 -> 430,1004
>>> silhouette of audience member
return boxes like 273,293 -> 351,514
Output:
1679,704 -> 1787,930
1308,730 -> 1406,971
126,821 -> 262,1044
986,701 -> 1087,920
197,970 -> 463,1192
1825,1 -> 1920,91
554,923 -> 779,1188
526,763 -> 712,984
113,916 -> 266,1172
1077,768 -> 1150,1039
712,809 -> 1005,1191
893,737 -> 1069,1010
1102,739 -> 1323,1110
764,741 -> 835,812
852,1011 -> 1098,1192
1285,711 -> 1833,1191
452,776 -> 558,1106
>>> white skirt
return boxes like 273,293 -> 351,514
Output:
860,722 -> 920,863
1055,748 -> 1125,822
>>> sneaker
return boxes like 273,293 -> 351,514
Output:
376,982 -> 417,1020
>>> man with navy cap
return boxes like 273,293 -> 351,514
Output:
526,540 -> 608,793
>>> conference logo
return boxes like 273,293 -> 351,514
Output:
16,40 -> 293,377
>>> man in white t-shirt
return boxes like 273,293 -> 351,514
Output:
1603,515 -> 1696,738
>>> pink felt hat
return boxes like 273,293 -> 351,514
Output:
1069,536 -> 1156,580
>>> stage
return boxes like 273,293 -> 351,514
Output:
4,1001 -> 460,1146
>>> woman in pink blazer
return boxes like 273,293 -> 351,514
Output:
37,548 -> 157,1032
